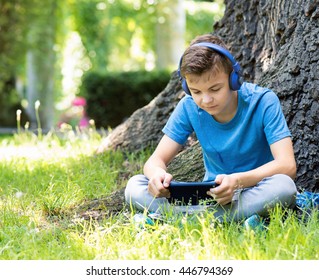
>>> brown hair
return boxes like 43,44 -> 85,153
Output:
180,34 -> 233,78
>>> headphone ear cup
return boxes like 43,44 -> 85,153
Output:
182,78 -> 191,95
229,71 -> 242,91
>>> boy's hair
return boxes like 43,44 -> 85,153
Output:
179,34 -> 233,78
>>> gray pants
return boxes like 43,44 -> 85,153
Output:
125,174 -> 297,222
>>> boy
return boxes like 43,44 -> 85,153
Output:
125,33 -> 297,222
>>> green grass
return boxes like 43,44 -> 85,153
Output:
0,130 -> 318,260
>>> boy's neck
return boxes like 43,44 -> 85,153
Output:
212,91 -> 238,123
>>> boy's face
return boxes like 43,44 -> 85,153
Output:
186,70 -> 238,123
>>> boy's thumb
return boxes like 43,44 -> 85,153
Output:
215,174 -> 225,184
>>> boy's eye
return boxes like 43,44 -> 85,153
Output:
210,87 -> 221,92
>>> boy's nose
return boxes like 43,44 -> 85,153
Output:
202,93 -> 213,103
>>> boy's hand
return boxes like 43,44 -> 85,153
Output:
207,174 -> 238,205
147,171 -> 172,198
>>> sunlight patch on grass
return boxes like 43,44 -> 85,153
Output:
0,137 -> 100,162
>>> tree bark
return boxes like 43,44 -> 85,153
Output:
93,0 -> 319,218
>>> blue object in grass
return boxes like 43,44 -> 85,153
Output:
244,214 -> 266,231
133,213 -> 155,228
296,191 -> 319,209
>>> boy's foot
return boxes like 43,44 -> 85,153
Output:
243,214 -> 266,231
132,213 -> 155,228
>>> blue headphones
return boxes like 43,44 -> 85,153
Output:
177,42 -> 243,95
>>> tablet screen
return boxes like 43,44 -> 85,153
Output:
168,181 -> 216,205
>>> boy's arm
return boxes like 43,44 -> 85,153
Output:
209,137 -> 296,205
232,136 -> 296,187
144,135 -> 183,198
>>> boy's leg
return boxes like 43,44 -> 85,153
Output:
125,174 -> 170,213
212,174 -> 297,222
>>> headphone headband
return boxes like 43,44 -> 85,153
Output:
178,42 -> 243,93
193,42 -> 237,65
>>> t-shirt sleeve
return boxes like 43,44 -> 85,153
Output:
162,97 -> 194,145
262,91 -> 291,145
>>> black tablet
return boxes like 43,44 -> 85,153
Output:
168,180 -> 217,205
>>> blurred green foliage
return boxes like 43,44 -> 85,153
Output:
0,0 -> 31,125
0,0 -> 224,127
71,0 -> 224,72
71,0 -> 161,72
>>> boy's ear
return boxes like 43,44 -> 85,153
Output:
229,70 -> 244,91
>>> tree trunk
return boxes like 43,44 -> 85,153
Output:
26,50 -> 55,130
92,0 -> 319,219
25,1 -> 58,130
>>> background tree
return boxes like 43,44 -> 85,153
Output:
98,0 -> 319,193
155,0 -> 186,69
25,0 -> 62,130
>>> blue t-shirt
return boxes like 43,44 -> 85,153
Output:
162,82 -> 291,181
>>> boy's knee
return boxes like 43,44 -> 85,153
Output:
272,174 -> 297,207
274,174 -> 297,195
125,174 -> 148,204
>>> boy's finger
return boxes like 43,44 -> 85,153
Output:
206,190 -> 216,199
163,173 -> 172,188
210,185 -> 222,195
